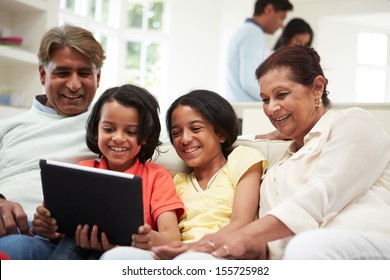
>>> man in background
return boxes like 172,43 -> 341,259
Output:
226,0 -> 293,102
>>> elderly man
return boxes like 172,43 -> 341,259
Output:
0,25 -> 105,259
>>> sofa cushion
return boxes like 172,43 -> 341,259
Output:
153,139 -> 291,173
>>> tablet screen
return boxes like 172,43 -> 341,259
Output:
40,159 -> 144,246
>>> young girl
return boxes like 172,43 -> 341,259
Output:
100,89 -> 267,259
33,84 -> 184,259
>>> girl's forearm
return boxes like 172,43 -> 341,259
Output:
151,229 -> 181,247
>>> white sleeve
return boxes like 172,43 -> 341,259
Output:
270,108 -> 390,231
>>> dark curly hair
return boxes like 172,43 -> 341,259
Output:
86,84 -> 161,163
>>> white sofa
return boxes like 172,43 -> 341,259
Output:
153,139 -> 291,173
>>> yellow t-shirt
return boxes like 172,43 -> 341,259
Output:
174,145 -> 267,242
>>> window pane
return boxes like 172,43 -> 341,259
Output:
102,0 -> 110,22
90,1 -> 97,19
147,2 -> 163,31
357,33 -> 388,66
90,0 -> 110,24
60,0 -> 76,11
146,42 -> 161,72
125,73 -> 140,85
127,2 -> 143,28
94,34 -> 108,53
356,68 -> 386,102
126,42 -> 141,69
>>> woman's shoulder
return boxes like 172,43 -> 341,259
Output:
332,107 -> 381,128
322,107 -> 389,141
333,106 -> 372,118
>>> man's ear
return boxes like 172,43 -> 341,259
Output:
39,65 -> 46,86
312,75 -> 326,99
96,69 -> 101,88
264,3 -> 275,15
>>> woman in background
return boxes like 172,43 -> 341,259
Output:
273,17 -> 313,50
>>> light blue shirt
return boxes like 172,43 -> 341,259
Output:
226,19 -> 266,102
32,95 -> 58,114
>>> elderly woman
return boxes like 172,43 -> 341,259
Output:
153,45 -> 390,260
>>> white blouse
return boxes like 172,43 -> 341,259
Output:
260,107 -> 390,259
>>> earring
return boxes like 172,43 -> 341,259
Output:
315,99 -> 320,108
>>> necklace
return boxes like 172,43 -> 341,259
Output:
189,163 -> 227,192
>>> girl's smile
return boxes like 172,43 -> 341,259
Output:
97,101 -> 143,172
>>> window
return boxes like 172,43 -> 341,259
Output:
356,32 -> 389,102
58,0 -> 168,99
123,1 -> 166,95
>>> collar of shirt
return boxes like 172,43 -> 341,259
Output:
33,95 -> 59,115
303,110 -> 334,144
245,18 -> 264,31
285,110 -> 334,155
32,94 -> 92,116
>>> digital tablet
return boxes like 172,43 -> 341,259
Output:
39,159 -> 144,246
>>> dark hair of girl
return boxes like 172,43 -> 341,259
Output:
166,89 -> 239,158
86,84 -> 161,163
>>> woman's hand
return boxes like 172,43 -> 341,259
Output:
32,205 -> 63,240
185,234 -> 222,253
75,224 -> 114,252
152,241 -> 190,260
203,230 -> 268,260
152,235 -> 220,260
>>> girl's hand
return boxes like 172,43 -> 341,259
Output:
32,205 -> 63,240
132,224 -> 155,250
152,241 -> 190,260
75,224 -> 114,252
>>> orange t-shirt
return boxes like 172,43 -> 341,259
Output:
78,157 -> 184,230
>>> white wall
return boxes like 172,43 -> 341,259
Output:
164,0 -> 390,108
164,0 -> 253,105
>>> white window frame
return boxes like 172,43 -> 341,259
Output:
355,31 -> 390,103
58,0 -> 169,100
